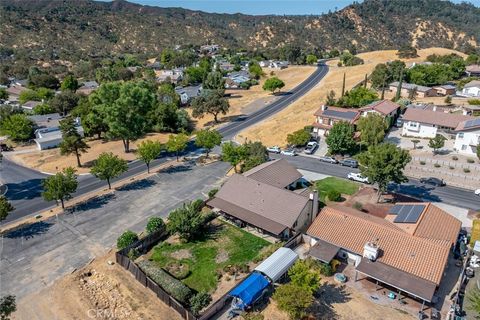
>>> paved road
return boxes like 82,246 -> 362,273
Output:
270,154 -> 480,211
1,64 -> 329,225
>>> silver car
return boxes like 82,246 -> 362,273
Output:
319,156 -> 338,164
281,148 -> 297,156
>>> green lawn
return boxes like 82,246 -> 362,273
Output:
315,177 -> 360,202
150,220 -> 270,293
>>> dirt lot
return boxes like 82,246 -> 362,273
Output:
13,251 -> 182,320
9,132 -> 170,174
237,47 -> 466,147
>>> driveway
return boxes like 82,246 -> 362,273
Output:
0,161 -> 229,299
385,127 -> 455,151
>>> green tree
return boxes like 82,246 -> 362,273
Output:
76,96 -> 108,139
189,292 -> 212,316
287,129 -> 311,147
356,113 -> 387,146
18,89 -> 40,104
395,66 -> 405,101
203,71 -> 225,91
325,121 -> 356,155
325,90 -> 336,105
273,284 -> 313,320
0,114 -> 34,141
91,152 -> 128,189
33,103 -> 55,115
358,143 -> 411,201
42,167 -> 78,209
146,216 -> 165,234
262,76 -> 285,94
336,87 -> 378,108
221,142 -> 246,173
166,133 -> 189,161
288,260 -> 321,294
428,134 -> 446,155
0,196 -> 14,222
444,95 -> 452,104
191,90 -> 229,123
185,66 -> 207,85
59,117 -> 90,167
195,129 -> 222,158
0,88 -> 7,100
248,62 -> 263,79
117,230 -> 138,249
50,91 -> 79,115
61,74 -> 79,92
167,200 -> 205,242
466,54 -> 480,65
136,140 -> 163,173
0,295 -> 16,320
306,54 -> 318,65
242,141 -> 268,172
467,288 -> 480,315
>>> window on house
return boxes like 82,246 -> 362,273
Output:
458,133 -> 464,139
462,145 -> 467,150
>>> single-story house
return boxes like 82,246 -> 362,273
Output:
146,60 -> 162,70
270,61 -> 289,69
22,100 -> 41,111
389,82 -> 437,98
461,80 -> 480,98
218,62 -> 235,72
225,71 -> 250,89
401,106 -> 473,139
175,85 -> 202,104
454,118 -> 480,155
207,159 -> 319,239
312,105 -> 360,137
77,80 -> 99,96
28,113 -> 84,150
307,203 -> 461,304
200,44 -> 220,54
6,85 -> 27,101
156,69 -> 184,84
466,65 -> 480,77
433,84 -> 456,96
359,100 -> 400,119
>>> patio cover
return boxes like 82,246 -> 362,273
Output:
356,258 -> 437,302
254,248 -> 298,282
309,239 -> 340,263
228,272 -> 270,309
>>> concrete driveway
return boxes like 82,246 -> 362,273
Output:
0,161 -> 229,299
384,127 -> 455,151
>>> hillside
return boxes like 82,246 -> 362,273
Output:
0,0 -> 479,60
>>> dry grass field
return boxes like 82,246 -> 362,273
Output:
237,48 -> 466,147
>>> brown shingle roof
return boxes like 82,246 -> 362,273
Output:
465,80 -> 480,88
307,205 -> 451,284
360,100 -> 400,115
314,106 -> 360,123
208,174 -> 309,234
243,159 -> 302,189
402,107 -> 473,129
466,65 -> 480,73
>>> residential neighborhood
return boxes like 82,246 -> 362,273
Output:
1,1 -> 480,320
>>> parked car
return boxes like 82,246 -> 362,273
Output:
319,156 -> 338,164
266,146 -> 281,154
339,159 -> 358,168
474,189 -> 480,196
281,148 -> 297,156
395,118 -> 403,128
419,177 -> 445,187
347,172 -> 370,184
304,141 -> 318,154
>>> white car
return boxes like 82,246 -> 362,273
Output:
475,189 -> 480,196
281,149 -> 297,156
266,146 -> 281,154
347,172 -> 370,184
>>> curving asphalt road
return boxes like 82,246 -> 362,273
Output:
1,64 -> 330,225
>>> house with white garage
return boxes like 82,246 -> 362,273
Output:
28,113 -> 84,150
454,118 -> 480,155
175,85 -> 202,105
461,80 -> 480,97
401,107 -> 473,139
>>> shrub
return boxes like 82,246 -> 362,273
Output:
127,248 -> 140,260
353,202 -> 363,211
117,230 -> 138,249
273,283 -> 313,320
242,312 -> 264,320
288,259 -> 321,294
434,163 -> 441,168
452,156 -> 458,161
189,291 -> 212,316
167,200 -> 207,241
146,216 -> 166,234
317,262 -> 334,276
467,158 -> 475,163
208,188 -> 218,198
327,190 -> 341,202
464,168 -> 471,173
420,161 -> 426,165
165,261 -> 191,280
138,260 -> 193,304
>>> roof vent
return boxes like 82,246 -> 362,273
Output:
363,242 -> 379,262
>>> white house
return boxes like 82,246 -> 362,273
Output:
454,118 -> 480,155
461,80 -> 480,97
27,113 -> 84,150
174,85 -> 202,105
401,107 -> 473,139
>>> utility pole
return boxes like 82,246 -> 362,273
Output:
341,72 -> 346,97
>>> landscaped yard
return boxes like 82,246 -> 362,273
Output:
470,219 -> 480,245
149,219 -> 270,293
315,177 -> 360,202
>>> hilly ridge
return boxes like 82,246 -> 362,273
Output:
0,0 -> 479,60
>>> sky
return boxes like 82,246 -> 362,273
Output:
107,0 -> 480,15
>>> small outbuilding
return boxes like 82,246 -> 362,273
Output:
254,248 -> 298,282
228,272 -> 270,310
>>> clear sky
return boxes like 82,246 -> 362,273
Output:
107,0 -> 480,15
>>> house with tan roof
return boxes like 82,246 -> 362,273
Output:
466,64 -> 480,77
460,80 -> 480,97
359,100 -> 400,119
389,81 -> 437,98
306,203 -> 461,304
312,105 -> 360,137
207,159 -> 318,239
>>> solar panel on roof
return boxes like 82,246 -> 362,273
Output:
323,109 -> 358,120
389,205 -> 403,215
464,118 -> 480,129
393,205 -> 425,223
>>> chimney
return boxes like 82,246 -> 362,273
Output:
432,105 -> 437,112
363,242 -> 379,261
309,190 -> 319,223
321,105 -> 326,111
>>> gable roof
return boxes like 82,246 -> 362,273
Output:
464,80 -> 480,88
402,107 -> 473,129
389,81 -> 433,92
307,205 -> 452,284
466,65 -> 480,73
360,100 -> 400,115
314,106 -> 360,123
208,174 -> 309,235
243,159 -> 302,188
456,118 -> 480,131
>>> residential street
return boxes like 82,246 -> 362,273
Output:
0,161 -> 229,299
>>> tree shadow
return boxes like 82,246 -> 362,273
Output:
116,179 -> 157,192
388,183 -> 442,202
5,179 -> 43,200
203,114 -> 247,127
158,164 -> 193,174
273,91 -> 293,96
66,193 -> 116,213
190,222 -> 225,243
309,283 -> 351,319
4,220 -> 54,239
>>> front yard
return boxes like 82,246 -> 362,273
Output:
315,177 -> 360,202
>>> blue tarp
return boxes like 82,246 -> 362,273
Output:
228,272 -> 270,309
